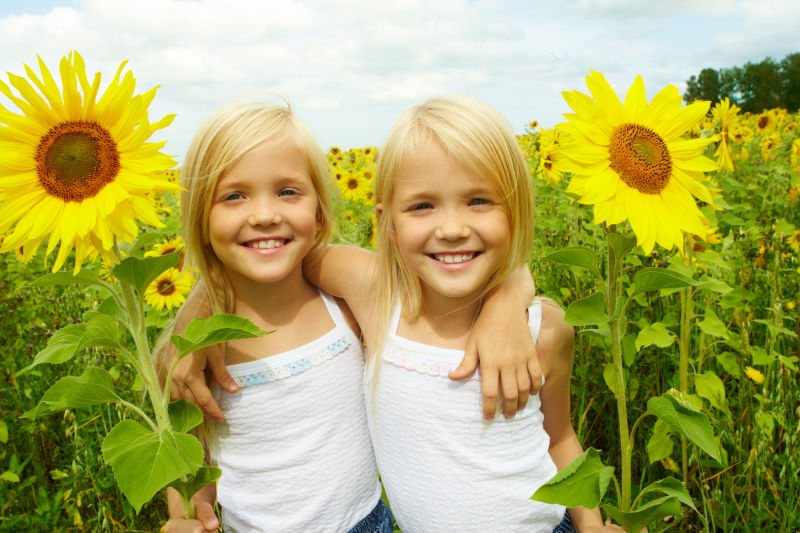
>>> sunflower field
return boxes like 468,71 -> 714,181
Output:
0,55 -> 798,532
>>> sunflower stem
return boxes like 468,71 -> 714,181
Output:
605,225 -> 631,511
678,236 -> 694,484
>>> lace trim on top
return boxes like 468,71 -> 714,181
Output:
231,337 -> 351,388
383,347 -> 458,379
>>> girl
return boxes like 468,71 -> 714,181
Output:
162,100 -> 541,533
305,95 -> 616,532
160,101 -> 390,533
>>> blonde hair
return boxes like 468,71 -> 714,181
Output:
154,100 -> 333,446
371,96 -> 534,393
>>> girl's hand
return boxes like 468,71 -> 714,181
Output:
168,286 -> 236,421
162,502 -> 219,532
449,266 -> 540,419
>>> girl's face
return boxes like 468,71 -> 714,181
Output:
208,138 -> 320,289
388,140 -> 511,309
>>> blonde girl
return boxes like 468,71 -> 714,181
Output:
160,101 -> 392,533
304,95 -> 621,532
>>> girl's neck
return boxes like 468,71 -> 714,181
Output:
228,267 -> 318,327
399,287 -> 482,349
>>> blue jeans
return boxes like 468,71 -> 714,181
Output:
347,499 -> 394,533
552,511 -> 576,533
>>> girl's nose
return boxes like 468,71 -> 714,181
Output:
435,215 -> 470,240
248,203 -> 281,226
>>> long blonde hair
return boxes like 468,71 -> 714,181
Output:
154,100 -> 333,445
372,95 -> 534,383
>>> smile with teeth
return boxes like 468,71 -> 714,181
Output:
432,252 -> 476,264
244,239 -> 286,249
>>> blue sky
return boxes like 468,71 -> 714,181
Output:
1,0 -> 798,161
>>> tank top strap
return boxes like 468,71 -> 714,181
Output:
528,300 -> 543,342
318,290 -> 351,332
388,301 -> 403,337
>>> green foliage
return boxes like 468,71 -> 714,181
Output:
530,448 -> 614,508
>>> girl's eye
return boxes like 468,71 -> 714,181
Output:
223,192 -> 244,201
469,197 -> 492,206
409,202 -> 433,211
278,188 -> 299,197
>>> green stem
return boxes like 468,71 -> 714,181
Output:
678,237 -> 694,484
118,399 -> 158,432
606,225 -> 631,511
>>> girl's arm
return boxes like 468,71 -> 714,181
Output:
164,484 -> 218,533
452,265 -> 540,419
538,303 -> 607,533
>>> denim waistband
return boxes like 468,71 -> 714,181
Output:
347,499 -> 392,533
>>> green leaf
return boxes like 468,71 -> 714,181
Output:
694,250 -> 732,271
113,253 -> 180,294
695,371 -> 730,415
646,393 -> 722,462
168,465 -> 222,507
621,334 -> 637,367
18,324 -> 86,375
545,247 -> 603,280
77,313 -> 121,352
608,233 -> 638,260
1,472 -> 20,483
563,292 -> 608,327
169,400 -> 204,433
646,418 -> 673,464
753,319 -> 797,340
638,477 -> 696,512
102,420 -> 205,513
129,232 -> 168,257
26,269 -> 104,289
633,268 -> 703,295
604,496 -> 683,533
21,367 -> 123,419
635,322 -> 676,350
697,310 -> 730,340
170,314 -> 270,358
97,296 -> 128,325
0,420 -> 7,444
530,448 -> 613,508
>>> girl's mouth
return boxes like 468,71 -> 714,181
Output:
430,252 -> 477,264
243,239 -> 288,249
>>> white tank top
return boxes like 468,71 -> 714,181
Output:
364,301 -> 565,533
212,291 -> 380,533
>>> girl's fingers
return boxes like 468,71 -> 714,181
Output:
194,501 -> 219,530
208,353 -> 238,393
516,365 -> 530,411
528,357 -> 544,395
481,367 -> 500,420
449,343 -> 479,381
500,368 -> 519,418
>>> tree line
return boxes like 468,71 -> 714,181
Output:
683,52 -> 800,112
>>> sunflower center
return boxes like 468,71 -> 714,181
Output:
347,178 -> 359,190
157,279 -> 176,296
757,116 -> 769,129
608,123 -> 672,194
36,121 -> 120,202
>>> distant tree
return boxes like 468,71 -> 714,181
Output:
684,68 -> 721,104
780,52 -> 800,112
737,57 -> 782,113
718,67 -> 740,103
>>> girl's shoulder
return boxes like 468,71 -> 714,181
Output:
535,300 -> 575,373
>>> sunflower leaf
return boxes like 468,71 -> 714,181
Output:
545,246 -> 603,281
608,233 -> 638,260
168,400 -> 204,433
603,496 -> 683,533
78,312 -> 122,352
530,448 -> 613,508
633,267 -> 703,295
18,324 -> 87,375
563,292 -> 609,327
170,314 -> 271,358
102,420 -> 204,513
129,232 -> 169,257
21,367 -> 123,419
646,393 -> 722,463
168,465 -> 222,507
113,252 -> 180,294
26,269 -> 105,289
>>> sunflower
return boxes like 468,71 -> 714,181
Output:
759,133 -> 781,161
558,70 -> 717,253
145,235 -> 185,269
0,52 -> 179,273
711,98 -> 740,172
338,169 -> 368,203
754,111 -> 775,134
144,267 -> 193,310
536,128 -> 565,186
791,138 -> 800,168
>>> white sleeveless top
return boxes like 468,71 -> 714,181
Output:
364,301 -> 565,533
212,291 -> 380,533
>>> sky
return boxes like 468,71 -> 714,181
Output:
1,0 -> 799,162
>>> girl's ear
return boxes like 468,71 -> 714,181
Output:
376,203 -> 397,244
